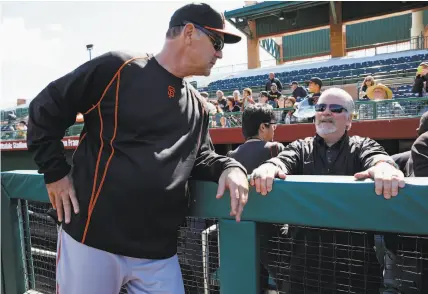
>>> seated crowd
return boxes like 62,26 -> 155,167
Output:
200,61 -> 428,128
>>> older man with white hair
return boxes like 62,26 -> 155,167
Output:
251,87 -> 405,293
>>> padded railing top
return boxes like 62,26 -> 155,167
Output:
2,170 -> 428,235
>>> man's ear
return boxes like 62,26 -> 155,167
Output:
182,23 -> 196,45
346,116 -> 352,131
183,23 -> 199,44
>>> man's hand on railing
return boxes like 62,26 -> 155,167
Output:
354,161 -> 406,199
249,163 -> 286,196
46,173 -> 79,224
216,167 -> 249,222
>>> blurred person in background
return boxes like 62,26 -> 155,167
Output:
268,83 -> 281,108
224,96 -> 241,113
258,91 -> 269,105
242,87 -> 255,110
290,81 -> 307,102
412,61 -> 428,97
210,101 -> 227,128
307,77 -> 322,104
360,84 -> 404,119
216,90 -> 227,109
359,75 -> 375,100
232,89 -> 242,107
200,91 -> 216,114
265,72 -> 283,92
283,97 -> 297,124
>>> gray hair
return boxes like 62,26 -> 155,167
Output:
319,87 -> 355,117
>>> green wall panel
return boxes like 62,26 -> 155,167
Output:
256,5 -> 330,37
282,28 -> 330,60
424,9 -> 428,26
346,14 -> 412,49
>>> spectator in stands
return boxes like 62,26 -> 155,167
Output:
26,3 -> 250,293
224,96 -> 240,112
362,83 -> 404,119
265,72 -> 282,92
412,61 -> 428,97
200,91 -> 216,114
210,101 -> 227,128
307,77 -> 322,104
1,112 -> 17,140
241,87 -> 255,109
293,77 -> 323,123
392,111 -> 428,176
232,89 -> 242,107
359,75 -> 375,100
216,90 -> 227,109
16,120 -> 28,139
290,81 -> 307,102
268,83 -> 281,108
258,91 -> 269,104
283,97 -> 297,124
250,88 -> 405,294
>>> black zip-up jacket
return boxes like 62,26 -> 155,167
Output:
266,133 -> 392,175
27,51 -> 246,259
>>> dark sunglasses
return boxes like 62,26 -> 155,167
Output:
183,21 -> 224,51
315,103 -> 347,113
264,122 -> 277,130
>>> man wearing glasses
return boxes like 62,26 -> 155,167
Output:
27,3 -> 248,294
250,87 -> 405,293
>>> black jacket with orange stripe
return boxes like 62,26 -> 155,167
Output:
27,51 -> 246,259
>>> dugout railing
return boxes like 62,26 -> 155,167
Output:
1,171 -> 428,294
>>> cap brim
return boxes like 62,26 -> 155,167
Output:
205,26 -> 242,44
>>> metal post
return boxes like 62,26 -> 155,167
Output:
86,44 -> 94,61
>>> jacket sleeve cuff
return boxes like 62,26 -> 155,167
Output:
265,157 -> 287,173
44,164 -> 71,184
222,160 -> 247,177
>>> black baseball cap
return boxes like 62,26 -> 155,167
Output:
309,77 -> 323,88
169,3 -> 241,44
260,91 -> 269,97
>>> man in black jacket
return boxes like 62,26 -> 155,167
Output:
392,111 -> 428,176
265,72 -> 283,92
412,131 -> 428,177
249,88 -> 406,294
27,3 -> 248,294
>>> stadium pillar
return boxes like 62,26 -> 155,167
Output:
329,1 -> 346,58
247,20 -> 261,69
276,37 -> 285,65
411,10 -> 425,49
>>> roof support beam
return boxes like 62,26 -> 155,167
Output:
330,1 -> 338,25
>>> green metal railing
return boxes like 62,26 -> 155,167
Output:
2,171 -> 428,294
1,97 -> 426,143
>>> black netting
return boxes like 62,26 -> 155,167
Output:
259,223 -> 428,294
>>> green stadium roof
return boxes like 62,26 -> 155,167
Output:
224,1 -> 323,20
